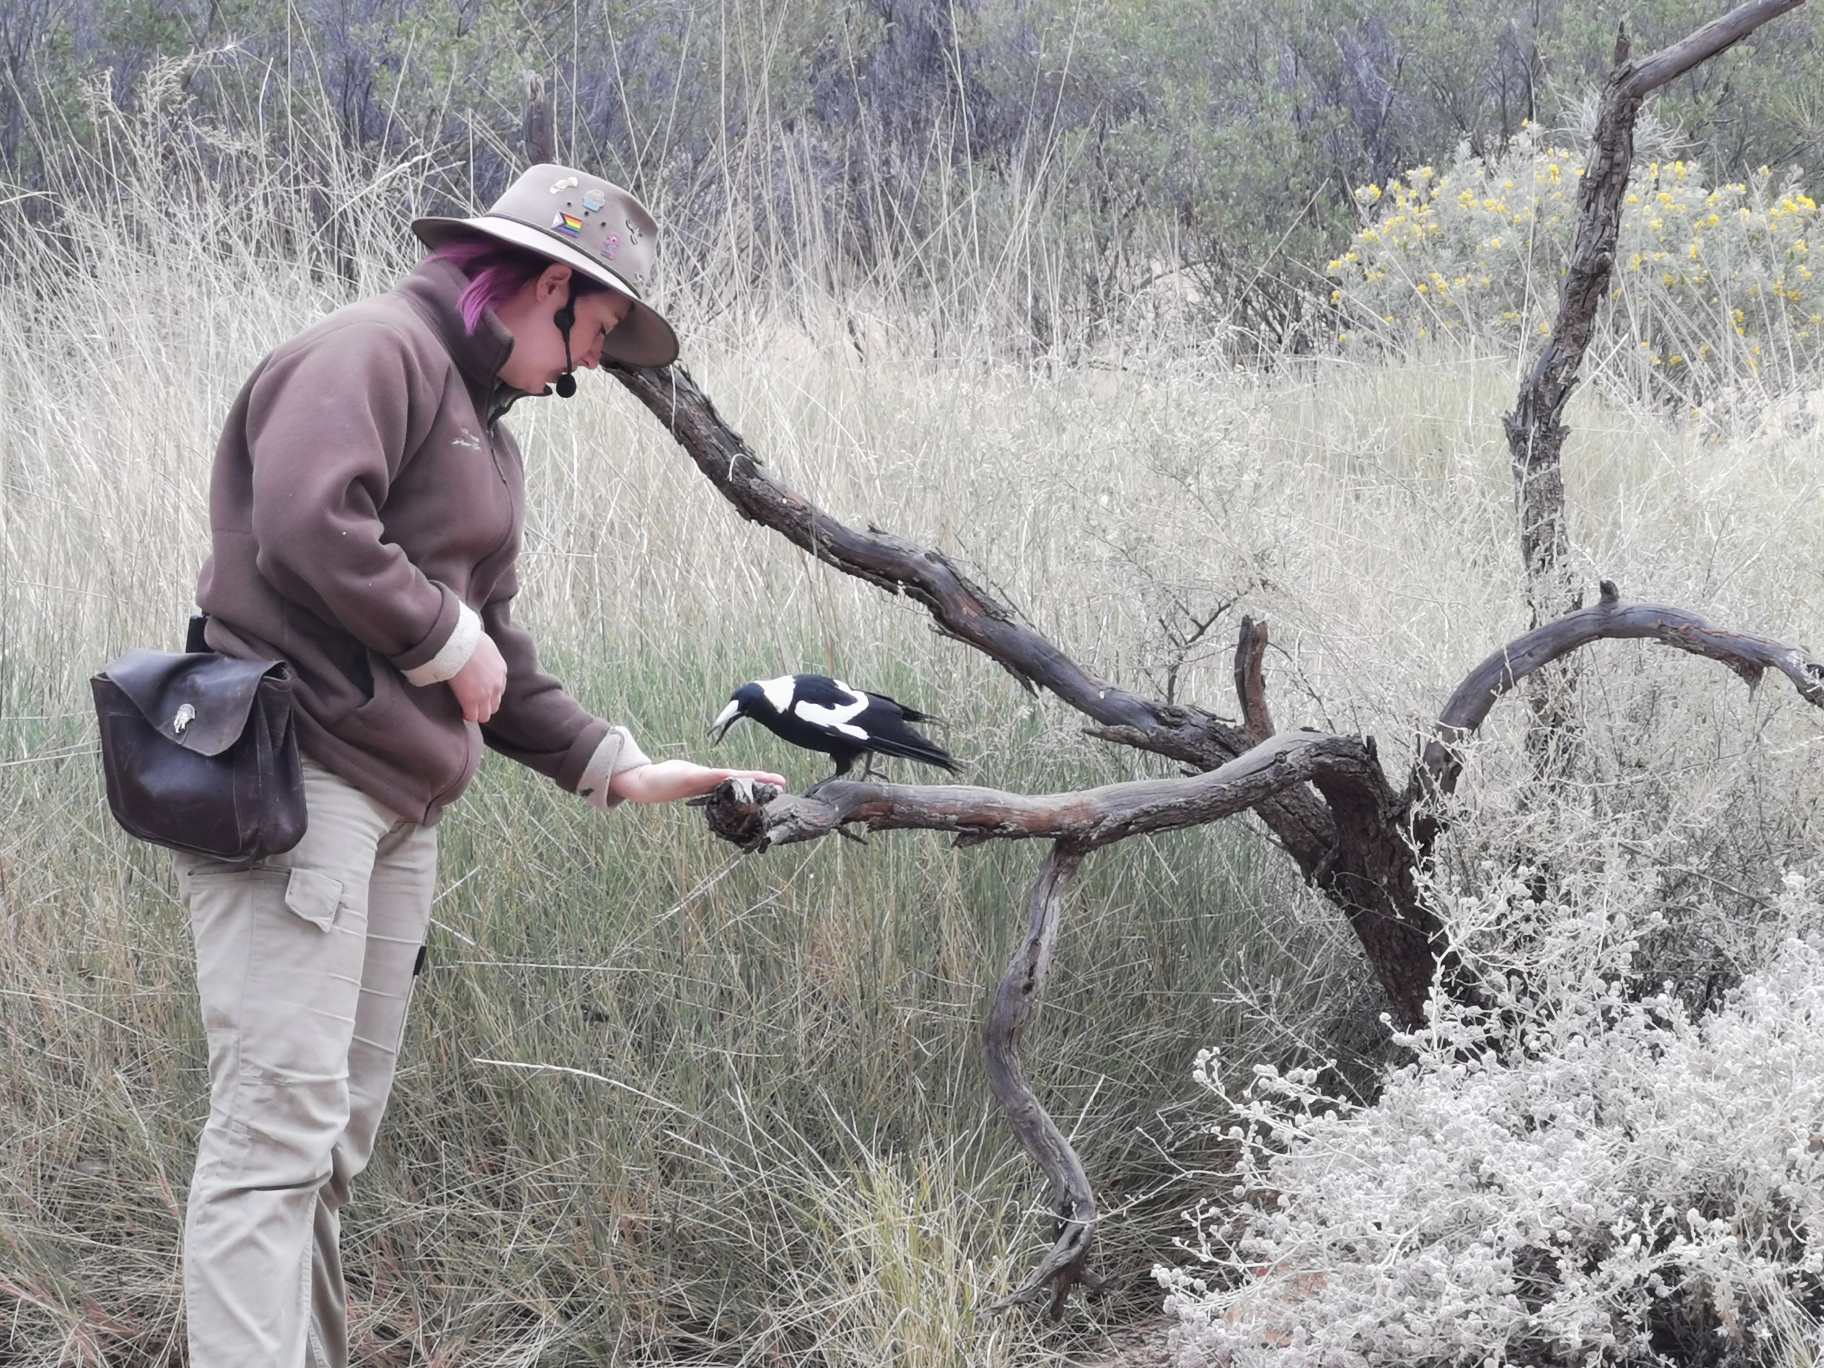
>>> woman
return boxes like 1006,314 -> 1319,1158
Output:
176,164 -> 782,1367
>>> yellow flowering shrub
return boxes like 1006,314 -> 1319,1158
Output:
1327,128 -> 1822,406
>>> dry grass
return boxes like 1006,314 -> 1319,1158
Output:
3,77 -> 1823,1367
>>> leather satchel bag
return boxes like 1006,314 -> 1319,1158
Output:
92,643 -> 307,862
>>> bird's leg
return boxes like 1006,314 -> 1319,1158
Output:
806,755 -> 852,798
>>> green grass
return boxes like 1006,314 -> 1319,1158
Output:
0,661 -> 1336,1363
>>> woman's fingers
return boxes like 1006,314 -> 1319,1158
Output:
449,631 -> 508,724
718,768 -> 784,789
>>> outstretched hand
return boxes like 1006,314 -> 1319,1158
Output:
609,759 -> 787,805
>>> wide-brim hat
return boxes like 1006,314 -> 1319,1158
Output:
412,163 -> 679,368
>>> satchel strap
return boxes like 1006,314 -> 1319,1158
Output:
97,649 -> 289,757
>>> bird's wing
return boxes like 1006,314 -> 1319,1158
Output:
862,689 -> 942,725
792,674 -> 866,708
858,728 -> 960,772
792,697 -> 868,739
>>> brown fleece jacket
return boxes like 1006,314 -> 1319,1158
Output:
195,257 -> 646,824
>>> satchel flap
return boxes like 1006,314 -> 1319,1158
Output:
97,649 -> 288,756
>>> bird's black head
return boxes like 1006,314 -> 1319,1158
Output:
709,677 -> 793,743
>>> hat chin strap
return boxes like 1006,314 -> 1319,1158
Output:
552,279 -> 578,399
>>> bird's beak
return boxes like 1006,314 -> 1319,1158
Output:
708,699 -> 741,744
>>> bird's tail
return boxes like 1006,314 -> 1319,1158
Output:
867,732 -> 961,773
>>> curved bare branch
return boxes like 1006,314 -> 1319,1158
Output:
1420,582 -> 1824,801
983,842 -> 1114,1317
1624,0 -> 1806,97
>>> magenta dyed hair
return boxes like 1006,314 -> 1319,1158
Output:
429,234 -> 611,334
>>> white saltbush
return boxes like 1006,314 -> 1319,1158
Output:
1161,870 -> 1824,1368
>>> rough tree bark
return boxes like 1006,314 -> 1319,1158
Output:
1506,0 -> 1806,622
983,842 -> 1105,1316
615,361 -> 1824,1312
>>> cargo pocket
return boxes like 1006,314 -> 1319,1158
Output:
282,866 -> 345,932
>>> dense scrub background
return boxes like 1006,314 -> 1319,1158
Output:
7,0 -> 1824,349
3,3 -> 1824,1365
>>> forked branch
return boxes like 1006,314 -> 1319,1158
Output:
1506,0 -> 1806,616
984,842 -> 1112,1315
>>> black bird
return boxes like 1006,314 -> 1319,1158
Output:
710,674 -> 959,782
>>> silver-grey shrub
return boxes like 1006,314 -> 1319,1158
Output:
1163,868 -> 1824,1366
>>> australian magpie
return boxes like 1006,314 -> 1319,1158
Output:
710,674 -> 959,781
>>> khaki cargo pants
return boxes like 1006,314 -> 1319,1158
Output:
174,759 -> 437,1368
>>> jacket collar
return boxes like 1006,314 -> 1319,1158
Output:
396,257 -> 521,413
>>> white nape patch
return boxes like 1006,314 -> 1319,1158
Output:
711,698 -> 741,729
758,676 -> 797,714
794,697 -> 868,740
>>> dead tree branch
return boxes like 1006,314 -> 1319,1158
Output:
609,363 -> 1347,903
983,842 -> 1114,1315
1414,581 -> 1824,843
609,364 -> 1158,730
1235,615 -> 1275,744
1506,0 -> 1806,621
705,732 -> 1382,854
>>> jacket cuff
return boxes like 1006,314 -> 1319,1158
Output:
401,601 -> 482,686
576,727 -> 653,811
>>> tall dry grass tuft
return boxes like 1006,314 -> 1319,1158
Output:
5,64 -> 1824,1365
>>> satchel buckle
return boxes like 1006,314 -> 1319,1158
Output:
172,703 -> 196,735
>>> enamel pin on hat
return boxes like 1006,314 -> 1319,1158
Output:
412,163 -> 679,368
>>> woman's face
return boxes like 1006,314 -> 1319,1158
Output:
494,263 -> 635,394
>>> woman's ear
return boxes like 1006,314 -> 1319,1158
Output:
535,263 -> 573,303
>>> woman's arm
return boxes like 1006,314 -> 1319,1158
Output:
239,322 -> 475,679
610,760 -> 786,805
